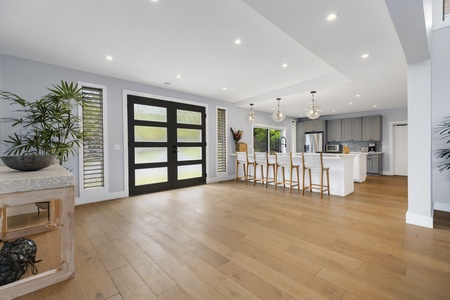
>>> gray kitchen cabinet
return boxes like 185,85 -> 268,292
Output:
326,119 -> 342,142
367,154 -> 382,174
341,117 -> 362,141
303,120 -> 325,132
362,115 -> 382,141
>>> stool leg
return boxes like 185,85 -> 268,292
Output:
302,167 -> 306,195
308,169 -> 312,193
320,170 -> 324,198
327,169 -> 330,195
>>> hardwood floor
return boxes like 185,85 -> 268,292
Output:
16,176 -> 450,300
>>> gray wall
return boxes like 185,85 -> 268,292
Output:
0,54 -> 295,203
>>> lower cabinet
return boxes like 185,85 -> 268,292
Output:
367,154 -> 382,175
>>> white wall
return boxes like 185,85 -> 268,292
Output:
431,25 -> 450,211
0,54 -> 294,204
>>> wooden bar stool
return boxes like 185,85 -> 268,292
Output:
245,152 -> 256,185
265,152 -> 276,188
235,151 -> 247,183
274,152 -> 299,192
302,152 -> 330,198
254,152 -> 267,186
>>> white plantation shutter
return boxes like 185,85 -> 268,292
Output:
217,108 -> 227,173
82,86 -> 104,189
291,120 -> 296,153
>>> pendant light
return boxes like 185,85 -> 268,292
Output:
247,103 -> 255,123
271,98 -> 286,122
306,91 -> 322,119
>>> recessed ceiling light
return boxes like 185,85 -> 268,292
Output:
282,63 -> 288,68
176,75 -> 181,79
349,102 -> 353,105
234,39 -> 242,45
150,0 -> 158,2
332,110 -> 336,113
361,53 -> 370,59
373,105 -> 377,108
327,13 -> 338,21
105,56 -> 113,61
223,87 -> 227,91
355,94 -> 360,97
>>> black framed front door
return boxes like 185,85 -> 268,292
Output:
127,95 -> 206,196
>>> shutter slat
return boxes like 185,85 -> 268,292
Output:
82,86 -> 105,189
217,108 -> 226,173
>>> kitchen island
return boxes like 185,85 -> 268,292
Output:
234,153 -> 354,196
301,153 -> 354,196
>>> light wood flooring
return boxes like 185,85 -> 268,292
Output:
16,176 -> 450,300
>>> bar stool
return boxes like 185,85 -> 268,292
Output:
265,152 -> 276,188
254,152 -> 267,186
245,152 -> 256,185
235,151 -> 247,183
274,152 -> 300,192
302,152 -> 330,198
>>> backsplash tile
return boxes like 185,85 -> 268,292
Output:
328,140 -> 382,152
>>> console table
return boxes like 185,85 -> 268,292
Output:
0,165 -> 74,299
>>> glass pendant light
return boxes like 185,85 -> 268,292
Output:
247,103 -> 255,123
271,98 -> 286,122
306,91 -> 322,120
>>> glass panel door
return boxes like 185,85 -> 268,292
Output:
127,95 -> 206,196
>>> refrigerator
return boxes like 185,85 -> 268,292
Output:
304,131 -> 324,153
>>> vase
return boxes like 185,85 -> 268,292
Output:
235,141 -> 239,151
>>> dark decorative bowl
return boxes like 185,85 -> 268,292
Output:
0,154 -> 57,171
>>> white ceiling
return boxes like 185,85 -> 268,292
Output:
0,0 -> 407,118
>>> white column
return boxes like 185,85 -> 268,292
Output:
406,60 -> 433,228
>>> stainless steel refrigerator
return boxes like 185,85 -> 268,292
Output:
304,131 -> 324,153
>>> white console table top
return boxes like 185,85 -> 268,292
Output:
0,165 -> 74,194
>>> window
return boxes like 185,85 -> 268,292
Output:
217,108 -> 226,173
81,86 -> 105,189
253,127 -> 284,154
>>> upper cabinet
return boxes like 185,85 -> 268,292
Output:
326,119 -> 342,142
303,120 -> 325,132
341,117 -> 362,141
362,115 -> 382,141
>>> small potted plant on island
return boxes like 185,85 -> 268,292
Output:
0,81 -> 84,171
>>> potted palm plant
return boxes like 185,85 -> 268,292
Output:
436,116 -> 450,172
0,81 -> 84,170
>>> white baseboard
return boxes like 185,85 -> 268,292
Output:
75,191 -> 128,205
207,175 -> 235,183
406,210 -> 433,228
433,202 -> 450,212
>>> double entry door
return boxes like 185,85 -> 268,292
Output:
127,95 -> 206,196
